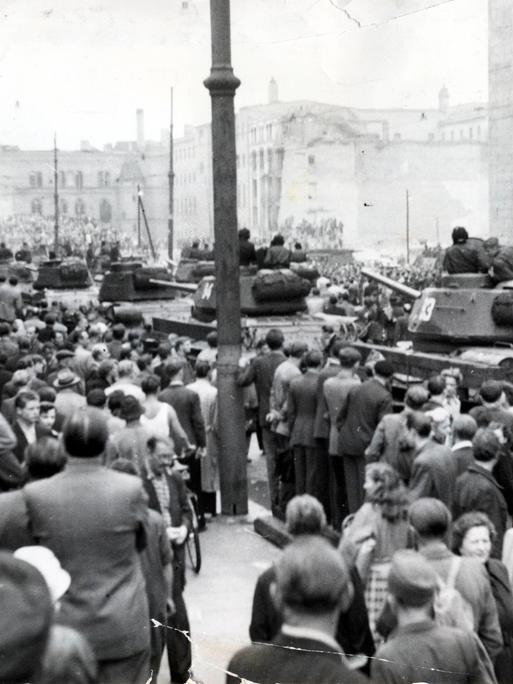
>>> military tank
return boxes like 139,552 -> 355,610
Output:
99,261 -> 177,303
352,267 -> 513,391
30,258 -> 99,308
151,266 -> 359,349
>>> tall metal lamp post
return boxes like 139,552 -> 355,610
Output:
204,0 -> 248,515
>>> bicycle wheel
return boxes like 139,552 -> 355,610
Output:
186,496 -> 202,574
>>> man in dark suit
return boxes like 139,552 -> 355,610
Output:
238,227 -> 257,266
408,411 -> 457,509
312,340 -> 346,522
288,350 -> 322,497
20,407 -> 150,683
158,359 -> 206,525
454,428 -> 508,558
337,360 -> 394,513
238,328 -> 286,517
249,494 -> 375,670
143,436 -> 193,684
11,390 -> 50,464
451,413 -> 478,476
228,536 -> 368,684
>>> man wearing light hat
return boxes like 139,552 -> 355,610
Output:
53,367 -> 86,429
372,549 -> 494,684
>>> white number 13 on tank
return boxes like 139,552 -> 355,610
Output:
419,297 -> 436,322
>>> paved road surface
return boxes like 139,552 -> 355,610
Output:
158,442 -> 279,684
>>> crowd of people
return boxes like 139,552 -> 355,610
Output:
0,300 -> 225,683
231,322 -> 513,683
2,222 -> 513,683
0,214 -> 169,268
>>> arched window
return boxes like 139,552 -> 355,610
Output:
75,171 -> 84,189
99,199 -> 112,223
31,198 -> 42,215
75,198 -> 85,216
104,171 -> 111,187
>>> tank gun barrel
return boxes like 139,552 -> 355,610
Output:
360,268 -> 421,299
149,279 -> 197,293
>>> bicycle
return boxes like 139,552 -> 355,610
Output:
185,489 -> 202,574
170,456 -> 202,574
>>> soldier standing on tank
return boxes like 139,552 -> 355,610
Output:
442,226 -> 489,274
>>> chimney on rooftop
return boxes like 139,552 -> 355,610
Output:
268,78 -> 279,105
136,109 -> 145,150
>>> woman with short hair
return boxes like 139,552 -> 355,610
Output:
453,511 -> 513,682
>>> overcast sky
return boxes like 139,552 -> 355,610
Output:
0,0 -> 487,150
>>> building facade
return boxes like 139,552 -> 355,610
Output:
489,0 -> 513,241
0,82 -> 491,252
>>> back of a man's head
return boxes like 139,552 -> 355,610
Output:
452,414 -> 478,442
273,536 -> 350,616
427,375 -> 446,397
473,428 -> 500,463
26,437 -> 67,480
479,380 -> 502,405
404,385 -> 429,410
285,495 -> 327,536
63,407 -> 108,459
409,497 -> 451,540
165,358 -> 184,380
266,328 -> 284,351
406,411 -> 432,438
338,347 -> 362,369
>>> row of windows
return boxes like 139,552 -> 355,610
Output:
440,125 -> 483,142
30,197 -> 112,221
249,123 -> 274,145
176,172 -> 197,185
176,146 -> 196,161
29,170 -> 112,189
177,196 -> 197,215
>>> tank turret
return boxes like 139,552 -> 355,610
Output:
99,261 -> 176,302
191,269 -> 312,322
362,268 -> 513,355
34,259 -> 92,290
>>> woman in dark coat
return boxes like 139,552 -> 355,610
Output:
453,511 -> 513,683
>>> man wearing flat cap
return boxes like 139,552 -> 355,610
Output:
372,549 -> 495,684
443,226 -> 489,274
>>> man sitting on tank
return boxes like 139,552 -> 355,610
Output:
238,228 -> 257,267
263,234 -> 291,269
442,226 -> 489,274
289,242 -> 307,263
483,237 -> 513,283
181,239 -> 202,260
